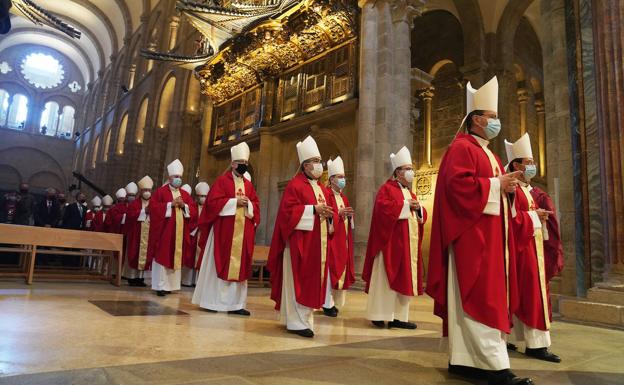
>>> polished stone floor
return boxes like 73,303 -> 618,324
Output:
0,281 -> 623,385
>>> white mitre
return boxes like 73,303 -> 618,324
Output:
181,184 -> 192,195
504,132 -> 533,165
137,175 -> 154,190
115,188 -> 127,198
296,135 -> 321,164
327,156 -> 345,177
195,182 -> 210,195
125,182 -> 138,195
461,76 -> 499,127
102,195 -> 113,206
167,159 -> 184,176
390,146 -> 412,170
91,196 -> 102,206
231,142 -> 250,161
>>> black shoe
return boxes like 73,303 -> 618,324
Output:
181,284 -> 194,288
507,343 -> 518,351
203,308 -> 218,313
448,363 -> 488,380
322,307 -> 338,317
487,369 -> 534,385
525,347 -> 561,363
228,309 -> 251,316
371,320 -> 385,328
156,290 -> 166,297
164,291 -> 172,294
288,328 -> 314,338
128,278 -> 139,287
388,319 -> 417,329
137,278 -> 147,287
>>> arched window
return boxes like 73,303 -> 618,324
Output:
0,89 -> 9,126
157,77 -> 176,129
103,127 -> 112,162
58,106 -> 75,138
116,114 -> 128,154
136,98 -> 148,143
92,135 -> 100,168
40,101 -> 60,136
7,94 -> 28,130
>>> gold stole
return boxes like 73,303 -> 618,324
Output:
333,190 -> 349,290
138,200 -> 150,270
171,189 -> 183,270
481,146 -> 511,308
227,176 -> 246,280
519,185 -> 551,329
310,181 -> 328,285
400,186 -> 420,296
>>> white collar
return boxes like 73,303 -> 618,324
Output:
471,134 -> 490,147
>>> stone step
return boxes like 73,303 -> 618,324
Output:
587,287 -> 624,306
558,296 -> 624,327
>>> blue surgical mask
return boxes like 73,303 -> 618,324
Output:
336,178 -> 346,190
524,164 -> 537,180
171,177 -> 182,188
484,118 -> 502,139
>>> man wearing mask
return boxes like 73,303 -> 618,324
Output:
427,77 -> 532,385
193,142 -> 260,315
505,133 -> 562,363
322,156 -> 355,317
268,135 -> 335,338
15,183 -> 35,225
106,187 -> 131,234
180,184 -> 197,286
62,192 -> 88,230
93,195 -> 113,232
35,188 -> 61,227
56,193 -> 68,227
181,182 -> 210,286
190,182 -> 210,272
125,176 -> 154,287
147,159 -> 197,297
362,147 -> 427,329
84,196 -> 102,231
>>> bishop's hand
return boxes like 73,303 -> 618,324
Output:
237,196 -> 249,207
536,208 -> 553,222
315,204 -> 333,218
409,199 -> 421,211
498,171 -> 522,194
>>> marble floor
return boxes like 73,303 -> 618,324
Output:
0,280 -> 623,385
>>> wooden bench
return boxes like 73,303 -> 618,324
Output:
0,224 -> 123,286
251,245 -> 270,287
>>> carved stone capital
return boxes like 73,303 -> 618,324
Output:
418,87 -> 435,100
391,0 -> 426,27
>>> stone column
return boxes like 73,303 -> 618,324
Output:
168,16 -> 180,51
517,87 -> 529,135
128,64 -> 137,90
354,0 -> 425,264
419,87 -> 434,167
256,129 -> 278,245
535,98 -> 546,177
198,99 -> 214,182
592,0 -> 624,284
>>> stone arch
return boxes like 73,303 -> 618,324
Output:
0,146 -> 66,180
451,0 -> 485,70
496,0 -> 535,69
135,96 -> 149,143
0,80 -> 33,100
28,170 -> 66,193
412,10 -> 464,73
0,164 -> 23,190
156,74 -> 177,130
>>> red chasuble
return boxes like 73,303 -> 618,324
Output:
196,172 -> 260,281
512,185 -> 554,331
267,172 -> 335,310
183,200 -> 199,269
125,198 -> 153,270
530,187 -> 564,281
362,179 -> 428,297
84,211 -> 96,231
326,190 -> 355,290
105,202 -> 128,234
146,185 -> 197,269
426,133 -> 518,335
93,210 -> 109,232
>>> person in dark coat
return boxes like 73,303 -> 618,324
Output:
34,188 -> 61,227
62,192 -> 88,230
15,183 -> 35,225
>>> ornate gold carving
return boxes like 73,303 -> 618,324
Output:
195,0 -> 357,103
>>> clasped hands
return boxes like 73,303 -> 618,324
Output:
339,206 -> 354,218
315,204 -> 334,219
498,171 -> 523,194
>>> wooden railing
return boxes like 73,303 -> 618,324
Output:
0,224 -> 123,286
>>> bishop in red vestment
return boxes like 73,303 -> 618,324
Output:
267,135 -> 336,338
362,146 -> 427,329
505,133 -> 561,363
322,156 -> 355,318
93,195 -> 113,233
193,142 -> 260,315
125,176 -> 154,287
84,196 -> 101,231
426,77 -> 533,385
147,159 -> 197,296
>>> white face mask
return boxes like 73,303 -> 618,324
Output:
198,197 -> 206,205
403,170 -> 415,183
142,191 -> 151,200
311,163 -> 323,178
